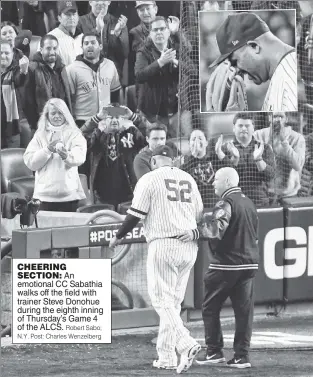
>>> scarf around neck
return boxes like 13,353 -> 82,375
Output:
2,68 -> 19,137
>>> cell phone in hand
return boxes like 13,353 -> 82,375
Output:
103,106 -> 128,118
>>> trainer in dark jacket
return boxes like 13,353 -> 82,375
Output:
202,186 -> 259,267
24,38 -> 72,130
200,168 -> 258,368
178,167 -> 259,369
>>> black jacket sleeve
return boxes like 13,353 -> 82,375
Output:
199,200 -> 232,240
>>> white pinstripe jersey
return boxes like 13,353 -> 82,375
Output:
46,28 -> 83,66
262,51 -> 297,112
127,166 -> 204,243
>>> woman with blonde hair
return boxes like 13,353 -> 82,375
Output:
24,98 -> 87,212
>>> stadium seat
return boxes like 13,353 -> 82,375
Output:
125,85 -> 137,113
1,148 -> 33,193
117,201 -> 132,215
9,176 -> 35,199
76,203 -> 115,213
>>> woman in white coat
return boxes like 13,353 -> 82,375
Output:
24,98 -> 87,212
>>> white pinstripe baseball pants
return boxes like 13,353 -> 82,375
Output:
147,238 -> 199,366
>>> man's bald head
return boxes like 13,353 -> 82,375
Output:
213,167 -> 239,197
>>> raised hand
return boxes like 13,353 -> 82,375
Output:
253,143 -> 264,161
98,120 -> 109,133
215,135 -> 224,155
96,10 -> 106,32
47,139 -> 62,153
158,48 -> 176,67
19,55 -> 29,74
114,15 -> 128,36
168,16 -> 180,34
279,125 -> 288,143
227,141 -> 240,160
56,144 -> 68,160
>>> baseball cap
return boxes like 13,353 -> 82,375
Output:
152,145 -> 174,159
58,1 -> 77,15
135,1 -> 156,8
209,12 -> 270,68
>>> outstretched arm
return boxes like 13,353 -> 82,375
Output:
177,200 -> 232,242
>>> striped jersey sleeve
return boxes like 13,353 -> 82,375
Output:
191,177 -> 204,223
127,174 -> 151,219
262,51 -> 297,112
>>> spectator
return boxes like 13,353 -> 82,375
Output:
133,121 -> 166,179
1,22 -> 34,148
78,1 -> 129,81
1,21 -> 32,58
254,112 -> 305,201
47,1 -> 83,66
215,113 -> 276,207
298,131 -> 313,197
135,16 -> 179,137
130,1 -> 180,53
130,1 -> 158,53
23,98 -> 87,212
66,32 -> 122,128
181,130 -> 219,209
1,21 -> 18,48
81,105 -> 146,208
21,1 -> 57,36
24,34 -> 72,133
1,41 -> 29,148
298,13 -> 313,106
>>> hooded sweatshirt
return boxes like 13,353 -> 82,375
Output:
23,122 -> 87,202
66,55 -> 121,121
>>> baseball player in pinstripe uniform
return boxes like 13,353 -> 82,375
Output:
110,145 -> 203,373
178,167 -> 259,369
207,12 -> 297,112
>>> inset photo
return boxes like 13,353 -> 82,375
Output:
199,10 -> 298,113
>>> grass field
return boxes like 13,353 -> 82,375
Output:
2,334 -> 313,377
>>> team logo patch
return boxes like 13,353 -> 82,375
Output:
215,209 -> 225,219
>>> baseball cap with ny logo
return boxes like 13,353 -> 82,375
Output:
209,12 -> 270,68
58,1 -> 78,15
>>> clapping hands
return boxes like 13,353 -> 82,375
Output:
114,15 -> 128,36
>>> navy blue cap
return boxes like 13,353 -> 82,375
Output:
152,145 -> 174,159
210,12 -> 270,68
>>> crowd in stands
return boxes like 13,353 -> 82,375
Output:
1,0 -> 313,215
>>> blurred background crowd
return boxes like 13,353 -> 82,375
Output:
1,0 -> 313,217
